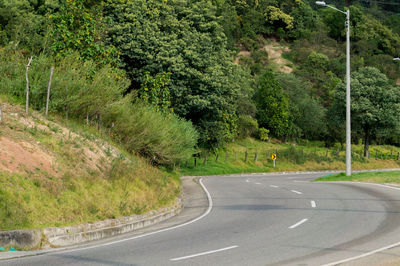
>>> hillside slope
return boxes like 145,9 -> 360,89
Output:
0,100 -> 179,230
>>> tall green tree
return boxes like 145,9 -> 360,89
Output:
330,67 -> 400,156
254,71 -> 290,138
49,0 -> 118,65
276,73 -> 327,140
104,0 -> 251,148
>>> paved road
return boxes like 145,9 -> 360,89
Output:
2,173 -> 400,265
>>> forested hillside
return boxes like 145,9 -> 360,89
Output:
1,0 -> 400,163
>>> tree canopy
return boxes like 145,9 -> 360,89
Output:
330,67 -> 400,155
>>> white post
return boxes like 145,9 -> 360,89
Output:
345,10 -> 351,176
25,56 -> 33,115
46,66 -> 54,116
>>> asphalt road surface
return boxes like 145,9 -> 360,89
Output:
2,173 -> 400,266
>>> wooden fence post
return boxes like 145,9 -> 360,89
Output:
254,151 -> 258,162
375,150 -> 378,159
244,149 -> 248,163
25,56 -> 33,115
215,153 -> 219,162
336,147 -> 340,157
235,152 -> 237,161
326,148 -> 329,157
194,157 -> 197,167
391,150 -> 393,160
225,153 -> 229,162
45,66 -> 54,116
203,154 -> 207,165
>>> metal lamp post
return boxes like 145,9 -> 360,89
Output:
316,1 -> 351,176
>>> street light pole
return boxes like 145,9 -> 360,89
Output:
316,1 -> 351,176
345,9 -> 351,176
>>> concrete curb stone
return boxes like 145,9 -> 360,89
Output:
0,196 -> 183,250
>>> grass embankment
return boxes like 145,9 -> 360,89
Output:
177,138 -> 400,176
0,100 -> 179,230
315,171 -> 400,185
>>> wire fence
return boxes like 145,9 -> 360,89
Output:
179,146 -> 400,168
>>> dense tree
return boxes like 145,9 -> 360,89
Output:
254,71 -> 290,138
276,73 -> 327,139
104,0 -> 252,148
49,0 -> 118,65
330,67 -> 400,156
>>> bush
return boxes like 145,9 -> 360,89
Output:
237,115 -> 258,139
103,98 -> 198,165
259,128 -> 270,142
0,48 -> 129,120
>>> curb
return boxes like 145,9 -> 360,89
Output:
0,196 -> 183,250
196,168 -> 400,178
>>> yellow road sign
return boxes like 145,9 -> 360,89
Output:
271,154 -> 277,160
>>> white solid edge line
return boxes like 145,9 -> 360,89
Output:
332,181 -> 400,191
51,178 -> 214,255
311,201 -> 316,208
321,241 -> 400,266
270,185 -> 279,188
289,218 -> 308,229
291,190 -> 303,195
170,245 -> 238,261
320,181 -> 400,266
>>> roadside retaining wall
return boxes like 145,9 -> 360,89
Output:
0,196 -> 183,250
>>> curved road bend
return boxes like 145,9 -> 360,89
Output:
2,173 -> 400,265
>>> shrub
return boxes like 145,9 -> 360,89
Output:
103,98 -> 198,165
259,128 -> 270,142
237,115 -> 258,139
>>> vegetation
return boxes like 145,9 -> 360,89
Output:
177,137 -> 400,176
0,103 -> 179,230
315,171 -> 400,185
1,0 -> 400,151
329,67 -> 400,157
1,0 -> 400,230
0,47 -> 197,166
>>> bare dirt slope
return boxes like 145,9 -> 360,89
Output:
0,103 -> 120,178
262,39 -> 293,73
234,38 -> 293,73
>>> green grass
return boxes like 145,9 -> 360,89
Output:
315,171 -> 400,184
0,101 -> 180,231
176,138 -> 400,176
